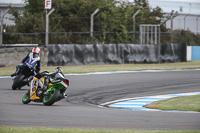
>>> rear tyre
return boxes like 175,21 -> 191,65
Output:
12,74 -> 24,90
43,88 -> 60,106
22,89 -> 31,104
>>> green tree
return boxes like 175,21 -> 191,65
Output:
6,0 -> 199,45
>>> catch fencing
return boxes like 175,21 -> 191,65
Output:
2,15 -> 200,45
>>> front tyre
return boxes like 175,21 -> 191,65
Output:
12,74 -> 24,90
43,88 -> 60,106
22,89 -> 31,104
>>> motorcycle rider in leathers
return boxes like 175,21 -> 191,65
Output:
11,47 -> 41,77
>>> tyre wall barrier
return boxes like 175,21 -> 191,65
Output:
47,43 -> 186,66
0,43 -> 186,67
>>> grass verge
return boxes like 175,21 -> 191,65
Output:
0,60 -> 200,76
0,126 -> 200,133
145,95 -> 200,112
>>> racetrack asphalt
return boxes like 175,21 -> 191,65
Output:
0,70 -> 200,130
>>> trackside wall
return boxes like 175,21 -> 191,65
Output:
0,47 -> 49,67
47,43 -> 186,66
0,43 -> 187,67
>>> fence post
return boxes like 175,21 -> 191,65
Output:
184,14 -> 190,30
90,8 -> 99,37
0,9 -> 9,45
170,11 -> 178,43
132,9 -> 140,32
196,15 -> 200,34
46,8 -> 55,46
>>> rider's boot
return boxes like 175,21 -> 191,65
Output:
41,82 -> 50,95
26,76 -> 33,86
11,66 -> 20,77
11,71 -> 18,77
63,92 -> 68,98
38,87 -> 43,96
11,69 -> 19,77
11,73 -> 17,77
42,77 -> 49,91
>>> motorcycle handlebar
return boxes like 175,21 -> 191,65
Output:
35,69 -> 64,79
42,71 -> 58,77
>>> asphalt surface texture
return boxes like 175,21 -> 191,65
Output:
0,70 -> 200,130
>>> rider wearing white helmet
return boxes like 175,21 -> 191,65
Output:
11,47 -> 41,77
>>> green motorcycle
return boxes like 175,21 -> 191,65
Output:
22,67 -> 69,106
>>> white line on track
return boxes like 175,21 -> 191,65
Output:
1,69 -> 200,78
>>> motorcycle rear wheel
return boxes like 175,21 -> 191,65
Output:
43,88 -> 60,106
22,89 -> 31,104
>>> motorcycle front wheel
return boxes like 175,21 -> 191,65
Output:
43,88 -> 60,106
12,73 -> 24,90
22,89 -> 31,104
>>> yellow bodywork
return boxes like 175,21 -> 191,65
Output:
30,77 -> 42,100
29,77 -> 53,100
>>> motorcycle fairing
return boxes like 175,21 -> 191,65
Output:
30,77 -> 40,100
